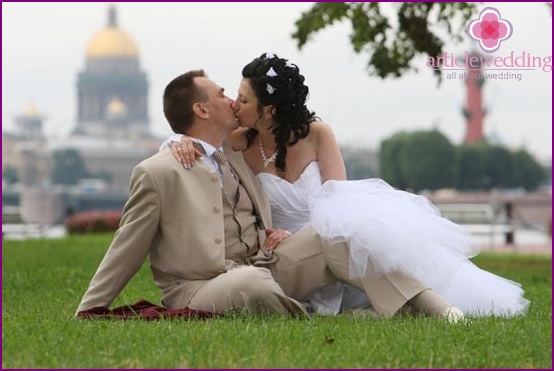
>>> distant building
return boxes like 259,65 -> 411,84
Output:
2,105 -> 50,186
14,103 -> 46,140
74,3 -> 150,139
1,133 -> 22,173
3,4 -> 161,222
59,3 -> 158,191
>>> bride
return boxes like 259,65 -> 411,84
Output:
161,52 -> 529,317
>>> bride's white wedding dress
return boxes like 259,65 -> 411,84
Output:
257,161 -> 529,317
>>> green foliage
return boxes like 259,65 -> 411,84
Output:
512,149 -> 547,191
399,130 -> 456,190
51,149 -> 90,185
456,142 -> 489,189
379,132 -> 410,189
292,2 -> 477,82
484,145 -> 514,188
1,235 -> 551,368
380,130 -> 455,191
379,130 -> 546,191
2,165 -> 19,184
455,144 -> 545,191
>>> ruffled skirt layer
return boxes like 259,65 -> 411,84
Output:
309,179 -> 529,316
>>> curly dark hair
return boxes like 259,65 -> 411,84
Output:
242,53 -> 317,173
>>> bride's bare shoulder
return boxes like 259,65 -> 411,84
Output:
307,121 -> 337,145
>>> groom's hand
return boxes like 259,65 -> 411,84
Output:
264,228 -> 293,250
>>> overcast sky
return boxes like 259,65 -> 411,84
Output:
2,2 -> 552,161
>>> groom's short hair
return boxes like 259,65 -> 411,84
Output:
163,69 -> 208,134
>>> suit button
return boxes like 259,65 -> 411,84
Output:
214,237 -> 222,244
210,174 -> 219,182
213,206 -> 221,213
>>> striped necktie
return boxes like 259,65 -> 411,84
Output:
211,150 -> 239,205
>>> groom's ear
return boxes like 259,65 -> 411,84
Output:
193,102 -> 209,119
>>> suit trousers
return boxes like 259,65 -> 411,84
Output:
268,227 -> 428,318
187,264 -> 307,315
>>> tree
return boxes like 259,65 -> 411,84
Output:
483,145 -> 513,189
380,130 -> 455,190
292,2 -> 477,83
399,130 -> 456,190
379,132 -> 410,188
383,132 -> 546,191
456,143 -> 488,190
51,149 -> 90,185
511,149 -> 545,191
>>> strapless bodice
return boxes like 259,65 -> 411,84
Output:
256,161 -> 322,233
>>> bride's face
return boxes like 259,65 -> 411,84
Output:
233,78 -> 269,129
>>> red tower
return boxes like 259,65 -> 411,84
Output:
462,52 -> 486,143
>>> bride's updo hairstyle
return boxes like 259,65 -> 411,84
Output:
242,52 -> 317,173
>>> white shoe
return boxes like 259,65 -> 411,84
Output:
443,306 -> 465,324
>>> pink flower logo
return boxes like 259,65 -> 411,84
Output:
467,7 -> 513,53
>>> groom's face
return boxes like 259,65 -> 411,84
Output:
196,77 -> 238,132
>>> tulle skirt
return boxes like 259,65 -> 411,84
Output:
309,179 -> 529,317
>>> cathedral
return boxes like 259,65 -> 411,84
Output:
2,4 -> 161,224
75,4 -> 150,139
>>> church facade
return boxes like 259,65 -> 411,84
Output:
75,4 -> 150,139
3,4 -> 161,224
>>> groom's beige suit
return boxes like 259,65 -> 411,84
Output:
77,144 -> 426,317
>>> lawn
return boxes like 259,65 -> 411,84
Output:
2,234 -> 551,368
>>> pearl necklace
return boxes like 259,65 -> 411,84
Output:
259,136 -> 278,168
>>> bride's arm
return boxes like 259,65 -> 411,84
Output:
312,122 -> 347,182
158,133 -> 200,169
160,127 -> 250,168
158,133 -> 184,152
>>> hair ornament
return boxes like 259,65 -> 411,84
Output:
266,67 -> 278,77
266,83 -> 276,95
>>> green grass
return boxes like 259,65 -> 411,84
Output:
2,234 -> 552,368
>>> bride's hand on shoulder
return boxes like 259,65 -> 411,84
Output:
171,136 -> 202,169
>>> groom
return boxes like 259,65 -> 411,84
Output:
76,70 -> 462,322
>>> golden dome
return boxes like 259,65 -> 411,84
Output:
85,4 -> 139,58
106,97 -> 128,116
23,103 -> 39,118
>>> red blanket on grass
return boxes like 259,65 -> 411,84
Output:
76,299 -> 216,320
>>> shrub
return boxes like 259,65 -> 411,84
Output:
65,210 -> 122,234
